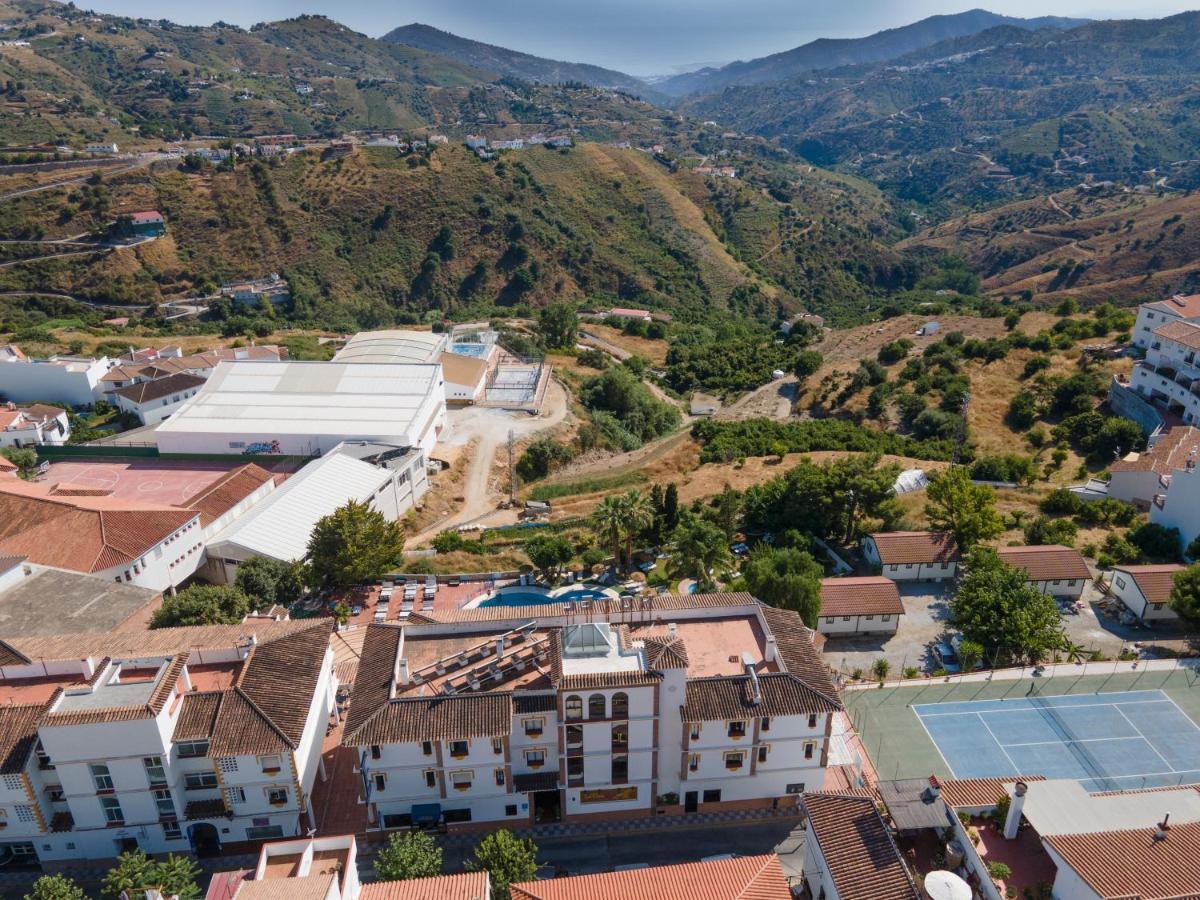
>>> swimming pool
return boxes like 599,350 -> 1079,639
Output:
477,585 -> 616,607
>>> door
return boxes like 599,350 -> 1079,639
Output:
187,822 -> 221,858
684,791 -> 698,813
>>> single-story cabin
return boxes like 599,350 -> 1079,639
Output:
995,545 -> 1091,598
817,576 -> 904,636
862,531 -> 959,581
1108,563 -> 1183,624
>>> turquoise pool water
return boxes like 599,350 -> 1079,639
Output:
479,586 -> 612,607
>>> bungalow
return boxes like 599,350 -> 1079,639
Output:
1108,563 -> 1183,624
0,402 -> 70,447
116,209 -> 166,238
608,307 -> 652,322
817,576 -> 903,636
862,531 -> 959,581
111,371 -> 205,425
995,545 -> 1091,598
85,142 -> 118,154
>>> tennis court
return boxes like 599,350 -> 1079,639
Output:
913,689 -> 1200,792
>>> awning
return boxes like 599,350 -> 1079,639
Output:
514,772 -> 560,793
411,803 -> 442,826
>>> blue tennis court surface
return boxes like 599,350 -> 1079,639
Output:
913,690 -> 1200,792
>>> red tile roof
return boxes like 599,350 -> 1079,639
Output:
682,672 -> 840,722
112,372 -> 205,405
1113,564 -> 1185,604
802,793 -> 920,900
180,464 -> 275,527
867,531 -> 959,565
361,872 -> 489,900
1147,293 -> 1200,318
129,210 -> 164,223
820,577 -> 903,617
0,702 -> 48,774
1109,426 -> 1200,476
1044,821 -> 1200,899
0,481 -> 196,573
995,545 -> 1091,582
510,854 -> 790,900
1153,319 -> 1200,351
938,775 -> 1046,809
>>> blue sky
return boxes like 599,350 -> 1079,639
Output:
80,0 -> 1199,75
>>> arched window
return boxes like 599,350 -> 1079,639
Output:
588,693 -> 606,719
565,695 -> 582,721
611,692 -> 629,719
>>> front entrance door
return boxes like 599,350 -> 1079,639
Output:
532,790 -> 561,823
684,791 -> 698,813
187,822 -> 221,858
115,837 -> 139,854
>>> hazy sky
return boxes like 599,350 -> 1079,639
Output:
81,0 -> 1199,75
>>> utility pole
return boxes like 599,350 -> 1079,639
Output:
507,429 -> 517,506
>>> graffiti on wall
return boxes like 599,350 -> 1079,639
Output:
243,440 -> 282,455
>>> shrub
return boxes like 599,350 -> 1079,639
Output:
988,861 -> 1013,882
1128,522 -> 1182,562
1024,515 -> 1078,547
1041,488 -> 1082,516
877,339 -> 913,365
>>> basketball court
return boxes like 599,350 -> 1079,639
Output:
38,459 -> 290,507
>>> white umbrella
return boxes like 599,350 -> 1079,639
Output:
924,871 -> 972,900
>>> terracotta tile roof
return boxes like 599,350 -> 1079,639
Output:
180,465 -> 275,527
1109,426 -> 1200,476
682,672 -> 840,722
757,606 -> 841,703
643,635 -> 690,669
512,694 -> 557,714
361,872 -> 490,900
43,655 -> 188,727
235,622 -> 331,746
0,456 -> 16,472
820,577 -> 903,617
1113,564 -> 1185,604
995,545 -> 1091,582
0,702 -> 47,774
938,775 -> 1045,809
1153,319 -> 1200,351
866,531 -> 959,565
511,854 -> 790,900
802,793 -> 920,900
112,372 -> 206,405
0,481 -> 196,574
558,671 -> 662,690
209,687 -> 292,756
1043,820 -> 1200,899
1146,293 -> 1200,318
236,875 -> 337,900
174,690 -> 222,741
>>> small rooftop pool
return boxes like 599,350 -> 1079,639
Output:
475,584 -> 617,608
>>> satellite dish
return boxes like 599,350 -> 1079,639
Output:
924,870 -> 972,900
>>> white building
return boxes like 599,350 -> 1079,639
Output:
861,531 -> 959,581
111,372 -> 206,425
0,350 -> 111,407
342,595 -> 841,831
1149,451 -> 1200,554
154,361 -> 446,457
333,330 -> 494,405
1107,563 -> 1183,624
995,545 -> 1091,598
202,447 -> 427,583
1129,319 -> 1200,425
1106,426 -> 1199,508
0,403 -> 70,447
1131,292 -> 1200,350
817,577 -> 903,636
0,621 -> 336,864
802,792 -> 920,900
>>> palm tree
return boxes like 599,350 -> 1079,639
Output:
590,494 -> 626,572
618,490 -> 654,570
668,516 -> 732,591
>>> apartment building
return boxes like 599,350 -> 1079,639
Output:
1131,293 -> 1200,350
1128,318 -> 1200,425
0,620 -> 336,865
342,593 -> 841,830
0,350 -> 111,407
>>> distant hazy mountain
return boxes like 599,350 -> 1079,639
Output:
382,23 -> 663,100
656,9 -> 1087,97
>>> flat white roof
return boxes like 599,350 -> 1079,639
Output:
333,330 -> 447,365
155,360 -> 443,439
207,450 -> 394,562
1019,779 -> 1200,836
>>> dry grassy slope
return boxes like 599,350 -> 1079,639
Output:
903,185 -> 1200,306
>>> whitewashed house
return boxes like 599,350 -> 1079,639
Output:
995,545 -> 1090,598
862,531 -> 959,582
1108,563 -> 1183,624
817,577 -> 903,636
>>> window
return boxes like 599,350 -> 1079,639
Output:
90,763 -> 114,792
824,617 -> 834,624
588,694 -> 606,719
611,692 -> 628,718
1153,602 -> 1165,611
611,756 -> 628,783
760,717 -> 771,732
724,752 -> 745,771
185,772 -> 219,791
804,742 -> 815,760
246,825 -> 284,840
727,721 -> 746,739
218,757 -> 238,774
373,773 -> 387,792
758,746 -> 769,763
689,723 -> 700,740
688,753 -> 700,772
143,756 -> 167,787
450,771 -> 473,791
449,741 -> 469,759
494,769 -> 506,787
422,741 -> 434,756
443,808 -> 472,823
492,737 -> 504,755
176,740 -> 208,759
565,695 -> 582,721
370,745 -> 381,760
0,809 -> 6,826
15,805 -> 34,823
100,797 -> 123,824
842,616 -> 851,622
786,783 -> 805,795
505,804 -> 518,817
46,788 -> 65,803
153,789 -> 175,817
702,789 -> 722,803
266,788 -> 288,806
611,723 -> 628,750
523,718 -> 544,736
525,749 -> 546,768
259,755 -> 282,774
881,614 -> 891,622
864,615 -> 874,621
225,787 -> 246,805
163,820 -> 183,841
808,714 -> 818,728
35,743 -> 52,771
424,770 -> 437,789
567,756 -> 584,785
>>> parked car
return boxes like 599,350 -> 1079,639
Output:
932,642 -> 961,673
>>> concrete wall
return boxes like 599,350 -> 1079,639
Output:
817,613 -> 900,636
0,358 -> 109,407
1109,375 -> 1165,436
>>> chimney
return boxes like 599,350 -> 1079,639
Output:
1154,813 -> 1171,841
495,638 -> 505,658
742,652 -> 761,705
395,657 -> 410,687
1003,781 -> 1028,839
667,622 -> 678,639
765,635 -> 778,664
